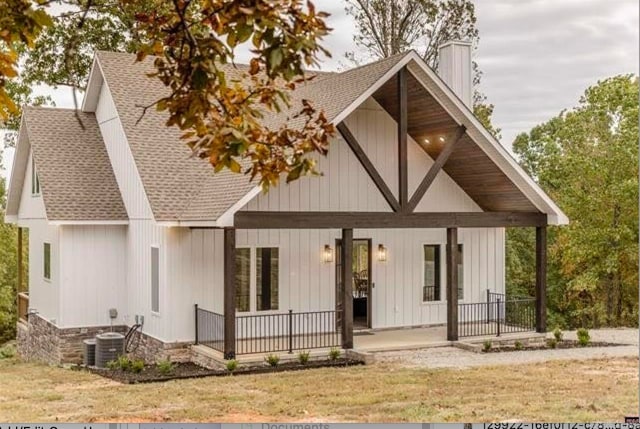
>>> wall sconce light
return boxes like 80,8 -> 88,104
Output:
377,244 -> 388,262
322,244 -> 334,263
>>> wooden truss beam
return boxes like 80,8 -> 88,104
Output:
234,211 -> 547,229
407,126 -> 467,212
337,122 -> 401,212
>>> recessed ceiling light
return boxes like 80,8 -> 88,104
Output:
424,138 -> 430,144
439,136 -> 445,142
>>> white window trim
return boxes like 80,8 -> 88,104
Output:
43,242 -> 51,281
418,241 -> 466,305
151,245 -> 160,315
235,245 -> 280,314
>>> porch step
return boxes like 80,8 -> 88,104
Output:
191,344 -> 343,368
454,331 -> 546,353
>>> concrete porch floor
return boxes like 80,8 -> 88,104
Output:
192,324 -> 544,366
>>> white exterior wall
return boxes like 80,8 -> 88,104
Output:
58,225 -> 127,328
95,75 -> 170,341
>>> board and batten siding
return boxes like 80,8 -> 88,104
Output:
58,225 -> 127,328
94,76 -> 170,342
245,97 -> 481,213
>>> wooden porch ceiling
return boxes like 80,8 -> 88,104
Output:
371,71 -> 538,212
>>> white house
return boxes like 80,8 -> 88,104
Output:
6,42 -> 567,364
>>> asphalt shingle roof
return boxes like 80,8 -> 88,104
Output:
24,107 -> 128,221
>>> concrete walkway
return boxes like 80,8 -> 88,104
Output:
372,328 -> 638,368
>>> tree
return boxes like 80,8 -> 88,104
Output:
344,0 -> 500,139
1,0 -> 335,189
510,75 -> 639,328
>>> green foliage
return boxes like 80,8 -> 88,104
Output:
116,355 -> 131,371
514,341 -> 523,351
547,338 -> 557,349
553,327 -> 563,342
576,328 -> 590,347
130,359 -> 145,373
0,342 -> 16,359
510,75 -> 639,329
328,347 -> 341,361
264,353 -> 280,367
106,360 -> 119,370
156,358 -> 174,375
482,340 -> 492,352
298,350 -> 310,365
225,359 -> 238,373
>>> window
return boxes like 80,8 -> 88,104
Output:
235,248 -> 251,312
31,157 -> 40,195
235,247 -> 279,312
151,247 -> 159,313
423,245 -> 440,302
457,244 -> 464,300
43,242 -> 50,280
257,248 -> 279,311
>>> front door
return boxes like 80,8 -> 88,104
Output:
335,238 -> 372,329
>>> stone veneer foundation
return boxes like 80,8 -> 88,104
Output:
17,313 -> 191,365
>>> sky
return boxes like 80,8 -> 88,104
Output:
3,0 -> 639,178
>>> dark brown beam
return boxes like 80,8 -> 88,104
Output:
235,211 -> 547,229
398,67 -> 409,210
446,227 -> 458,341
223,227 -> 236,359
341,228 -> 354,349
337,122 -> 401,212
407,126 -> 466,212
535,226 -> 547,333
17,227 -> 22,294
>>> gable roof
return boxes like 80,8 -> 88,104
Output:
6,107 -> 128,222
9,49 -> 567,226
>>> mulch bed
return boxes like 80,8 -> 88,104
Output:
83,358 -> 364,384
482,340 -> 626,353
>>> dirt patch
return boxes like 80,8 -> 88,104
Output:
85,358 -> 364,384
482,340 -> 625,353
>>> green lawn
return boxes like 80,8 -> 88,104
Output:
0,356 -> 637,422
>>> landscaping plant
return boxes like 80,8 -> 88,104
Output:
328,347 -> 341,361
547,338 -> 558,349
116,355 -> 131,371
130,359 -> 145,373
482,340 -> 492,352
157,358 -> 174,375
553,327 -> 563,342
298,351 -> 311,365
265,354 -> 280,367
0,343 -> 16,359
577,328 -> 590,346
514,341 -> 523,350
226,359 -> 238,373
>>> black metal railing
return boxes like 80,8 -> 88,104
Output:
195,305 -> 225,353
458,290 -> 536,337
195,305 -> 340,355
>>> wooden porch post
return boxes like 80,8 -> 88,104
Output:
446,227 -> 458,341
341,228 -> 354,349
223,227 -> 236,359
17,227 -> 22,294
535,226 -> 547,333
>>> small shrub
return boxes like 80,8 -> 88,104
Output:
106,360 -> 119,370
577,328 -> 590,346
157,358 -> 174,375
298,350 -> 310,365
116,355 -> 131,371
265,353 -> 280,367
328,347 -> 341,361
514,341 -> 523,350
130,359 -> 145,373
547,338 -> 557,349
482,340 -> 492,352
0,343 -> 16,359
553,327 -> 563,342
226,359 -> 238,373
